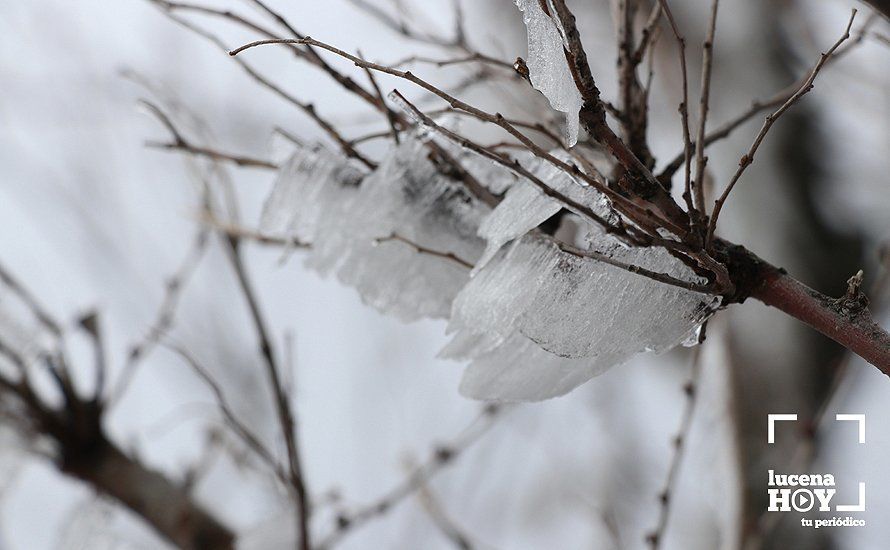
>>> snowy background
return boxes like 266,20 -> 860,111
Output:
0,0 -> 888,549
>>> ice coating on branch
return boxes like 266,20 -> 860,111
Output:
475,150 -> 614,270
444,236 -> 718,401
263,136 -> 487,321
261,126 -> 719,400
515,0 -> 583,146
260,145 -> 364,244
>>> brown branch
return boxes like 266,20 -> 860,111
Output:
615,0 -> 655,168
221,234 -> 310,550
692,0 -> 720,215
750,266 -> 890,373
140,99 -> 278,170
706,10 -> 856,247
658,12 -> 875,181
148,1 -> 376,169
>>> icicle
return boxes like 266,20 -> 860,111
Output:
514,0 -> 583,146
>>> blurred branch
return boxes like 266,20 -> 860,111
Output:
220,231 -> 311,550
658,12 -> 876,181
0,269 -> 234,550
319,404 -> 503,549
167,344 -> 289,484
417,481 -> 476,550
140,99 -> 278,170
109,227 -> 210,407
647,338 -> 706,549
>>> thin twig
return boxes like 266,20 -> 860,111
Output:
221,233 -> 311,550
318,404 -> 503,549
647,340 -> 706,549
656,0 -> 695,216
166,343 -> 289,485
140,99 -> 278,170
109,228 -> 210,406
359,50 -> 401,145
692,0 -> 720,215
706,10 -> 857,248
658,12 -> 876,180
149,1 -> 376,169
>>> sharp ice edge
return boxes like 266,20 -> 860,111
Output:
263,136 -> 487,322
475,149 -> 614,271
514,0 -> 583,146
446,236 -> 719,400
458,333 -> 623,401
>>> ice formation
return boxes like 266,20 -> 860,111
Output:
514,0 -> 583,146
261,128 -> 718,401
262,137 -> 488,321
260,145 -> 365,244
474,150 -> 613,270
442,236 -> 718,401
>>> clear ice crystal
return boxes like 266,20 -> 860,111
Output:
260,145 -> 364,244
515,0 -> 583,146
444,236 -> 718,401
261,129 -> 719,401
475,150 -> 613,270
262,137 -> 487,322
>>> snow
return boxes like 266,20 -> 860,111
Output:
514,0 -> 583,146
